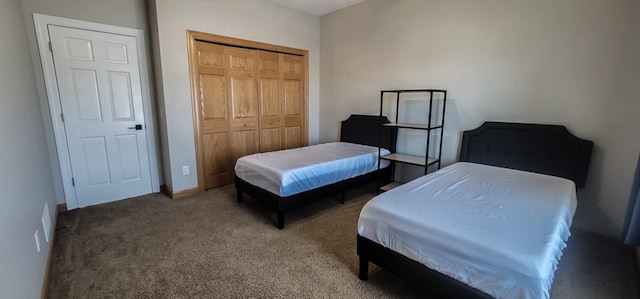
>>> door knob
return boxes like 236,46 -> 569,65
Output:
128,124 -> 143,130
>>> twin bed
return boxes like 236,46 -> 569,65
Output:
233,117 -> 593,298
234,114 -> 397,229
358,121 -> 593,298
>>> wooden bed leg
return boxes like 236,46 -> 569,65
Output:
277,211 -> 284,229
359,256 -> 369,280
236,189 -> 243,203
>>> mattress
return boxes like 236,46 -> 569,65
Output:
358,162 -> 577,299
234,142 -> 390,197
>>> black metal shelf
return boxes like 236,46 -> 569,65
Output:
380,89 -> 447,93
377,89 -> 447,192
380,153 -> 439,167
383,123 -> 443,130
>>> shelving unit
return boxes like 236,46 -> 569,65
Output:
377,89 -> 447,192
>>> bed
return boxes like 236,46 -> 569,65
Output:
235,114 -> 398,229
357,121 -> 593,299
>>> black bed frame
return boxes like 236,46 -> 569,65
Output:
358,121 -> 594,298
235,114 -> 398,229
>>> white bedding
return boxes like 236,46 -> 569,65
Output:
234,142 -> 390,197
358,162 -> 576,299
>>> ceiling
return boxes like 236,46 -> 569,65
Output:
264,0 -> 367,16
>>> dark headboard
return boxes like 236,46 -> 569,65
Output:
460,122 -> 593,188
340,114 -> 398,153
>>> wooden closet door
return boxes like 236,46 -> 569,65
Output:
227,47 -> 259,162
189,31 -> 309,191
258,51 -> 282,152
281,54 -> 305,149
194,42 -> 233,188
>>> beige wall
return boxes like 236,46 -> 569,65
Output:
0,0 -> 57,297
21,0 -> 157,204
320,0 -> 640,237
151,0 -> 320,192
147,0 -> 172,194
21,0 -> 148,30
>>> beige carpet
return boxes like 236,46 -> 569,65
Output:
49,184 -> 639,298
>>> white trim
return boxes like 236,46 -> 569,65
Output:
33,14 -> 160,209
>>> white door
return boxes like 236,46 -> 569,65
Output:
48,25 -> 152,207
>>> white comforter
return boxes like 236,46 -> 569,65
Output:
358,162 -> 576,299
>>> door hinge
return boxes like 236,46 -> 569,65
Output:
48,41 -> 53,53
71,178 -> 75,186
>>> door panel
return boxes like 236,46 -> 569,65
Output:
203,132 -> 233,189
230,76 -> 257,119
201,75 -> 227,120
70,69 -> 101,121
232,130 -> 258,162
104,43 -> 129,63
63,37 -> 93,60
258,51 -> 282,152
108,71 -> 134,120
284,126 -> 303,149
283,79 -> 303,116
196,42 -> 233,188
258,51 -> 279,75
49,25 -> 152,207
115,134 -> 143,181
260,79 -> 280,117
261,128 -> 282,153
282,54 -> 303,75
228,47 -> 259,161
282,54 -> 305,149
198,44 -> 224,68
228,47 -> 256,70
81,136 -> 110,185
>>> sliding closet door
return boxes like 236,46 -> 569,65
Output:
194,42 -> 233,188
258,51 -> 306,152
194,43 -> 259,189
258,51 -> 282,152
282,54 -> 305,149
189,31 -> 309,191
227,48 -> 259,162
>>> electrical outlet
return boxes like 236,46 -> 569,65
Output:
182,165 -> 189,176
34,230 -> 41,252
42,203 -> 51,242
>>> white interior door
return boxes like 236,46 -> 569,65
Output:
48,25 -> 152,207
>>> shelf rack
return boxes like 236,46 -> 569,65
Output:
377,89 -> 447,192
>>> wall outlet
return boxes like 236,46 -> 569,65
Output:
182,165 -> 189,176
42,203 -> 51,242
34,230 -> 41,252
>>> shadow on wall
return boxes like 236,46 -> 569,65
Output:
445,98 -> 462,164
395,97 -> 461,183
573,143 -> 619,236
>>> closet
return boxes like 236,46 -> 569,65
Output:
189,32 -> 308,190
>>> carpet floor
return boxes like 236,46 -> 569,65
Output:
48,184 -> 639,298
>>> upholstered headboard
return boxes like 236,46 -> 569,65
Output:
340,114 -> 398,153
460,122 -> 593,188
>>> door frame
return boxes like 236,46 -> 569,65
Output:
34,14 -> 160,209
186,30 -> 309,192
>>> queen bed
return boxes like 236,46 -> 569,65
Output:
357,121 -> 593,299
235,114 -> 398,229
